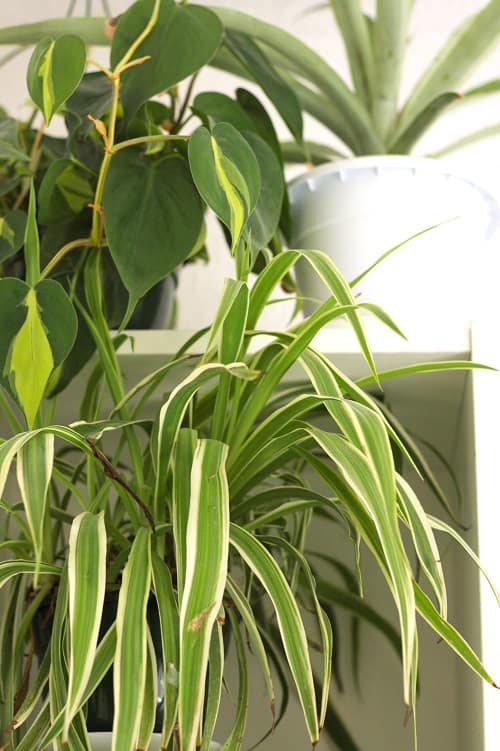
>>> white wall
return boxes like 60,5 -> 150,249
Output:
3,0 -> 500,328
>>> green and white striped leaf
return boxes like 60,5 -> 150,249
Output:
220,609 -> 249,751
414,582 -> 497,686
16,432 -> 54,586
0,559 -> 61,588
152,554 -> 180,749
189,122 -> 260,253
112,527 -> 152,751
153,362 -> 256,507
136,629 -> 158,751
27,35 -> 86,125
179,439 -> 230,751
429,515 -> 500,606
397,476 -> 447,618
200,621 -> 225,751
306,420 -> 416,707
226,575 -> 275,716
229,523 -> 319,744
64,512 -> 107,741
172,428 -> 198,600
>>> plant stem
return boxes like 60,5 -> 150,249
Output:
112,133 -> 189,153
39,238 -> 91,280
114,0 -> 161,74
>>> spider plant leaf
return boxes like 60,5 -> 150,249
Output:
428,516 -> 500,606
398,0 -> 500,140
153,362 -> 256,505
356,360 -> 496,389
315,576 -> 402,658
0,559 -> 61,588
152,554 -> 180,749
414,582 -> 498,685
397,478 -> 449,618
226,575 -> 275,717
224,30 -> 303,144
229,523 -> 319,744
243,499 -> 322,532
27,35 -> 86,125
306,419 -> 416,707
11,644 -> 51,729
112,527 -> 152,751
179,439 -> 230,751
63,512 -> 107,742
189,123 -> 260,254
200,622 -> 224,751
280,139 -> 347,164
136,629 -> 158,751
37,624 -> 117,750
389,92 -> 460,153
328,0 -> 376,110
13,700 -> 51,751
16,432 -> 54,587
172,428 -> 198,599
371,0 -> 413,139
261,535 -> 332,730
220,609 -> 249,751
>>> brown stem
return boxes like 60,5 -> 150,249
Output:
86,437 -> 155,532
171,70 -> 199,134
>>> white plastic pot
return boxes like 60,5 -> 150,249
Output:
288,156 -> 500,329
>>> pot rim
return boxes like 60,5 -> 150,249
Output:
288,155 -> 499,210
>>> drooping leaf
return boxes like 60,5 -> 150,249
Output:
178,439 -> 230,751
0,210 -> 27,263
27,35 -> 87,124
111,0 -> 223,118
103,148 -> 203,314
189,123 -> 261,253
229,523 -> 319,745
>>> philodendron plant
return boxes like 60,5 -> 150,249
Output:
0,0 -> 296,391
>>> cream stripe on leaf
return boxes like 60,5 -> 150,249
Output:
178,439 -> 230,751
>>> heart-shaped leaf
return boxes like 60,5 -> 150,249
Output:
188,122 -> 260,253
65,71 -> 114,135
103,148 -> 203,313
192,92 -> 255,133
0,278 -> 77,426
27,35 -> 87,125
0,117 -> 30,162
0,210 -> 27,263
244,132 -> 284,254
111,0 -> 223,119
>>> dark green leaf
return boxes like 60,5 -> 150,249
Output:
244,131 -> 284,253
103,148 -> 203,310
192,91 -> 255,132
111,0 -> 223,118
38,158 -> 94,224
64,71 -> 113,134
27,35 -> 87,125
0,209 -> 27,263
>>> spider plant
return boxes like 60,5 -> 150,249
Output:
1,108 -> 499,751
